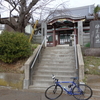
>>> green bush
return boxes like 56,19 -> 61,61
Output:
0,31 -> 32,63
85,42 -> 90,47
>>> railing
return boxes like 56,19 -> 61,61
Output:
73,34 -> 79,79
72,34 -> 84,82
74,34 -> 78,70
23,36 -> 46,89
31,36 -> 46,69
69,34 -> 78,76
30,36 -> 46,84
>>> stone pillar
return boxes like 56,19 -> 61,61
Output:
41,22 -> 47,47
53,27 -> 56,46
78,21 -> 83,45
41,22 -> 44,42
44,22 -> 47,47
58,32 -> 60,45
74,24 -> 77,44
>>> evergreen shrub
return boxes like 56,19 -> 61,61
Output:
0,31 -> 32,63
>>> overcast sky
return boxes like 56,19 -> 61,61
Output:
1,0 -> 100,18
54,0 -> 100,8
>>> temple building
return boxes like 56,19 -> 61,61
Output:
45,4 -> 98,46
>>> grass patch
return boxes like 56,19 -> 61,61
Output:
83,56 -> 100,75
31,44 -> 39,50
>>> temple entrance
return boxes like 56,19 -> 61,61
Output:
60,33 -> 70,44
47,19 -> 77,46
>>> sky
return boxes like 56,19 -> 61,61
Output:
54,0 -> 100,8
1,0 -> 100,18
37,0 -> 100,20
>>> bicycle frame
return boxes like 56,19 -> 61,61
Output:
55,81 -> 77,95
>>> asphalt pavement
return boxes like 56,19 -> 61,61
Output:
0,87 -> 99,100
0,87 -> 76,100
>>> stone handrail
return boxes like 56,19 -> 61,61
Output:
23,45 -> 40,89
23,36 -> 46,89
77,44 -> 84,82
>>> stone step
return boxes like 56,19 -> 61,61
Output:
42,51 -> 75,56
89,96 -> 100,100
34,70 -> 76,76
34,68 -> 76,72
36,64 -> 76,68
29,77 -> 76,91
44,47 -> 74,50
40,60 -> 75,65
37,63 -> 76,67
34,69 -> 76,72
37,63 -> 75,68
40,57 -> 75,61
31,80 -> 56,89
32,80 -> 73,89
87,84 -> 100,97
41,57 -> 75,61
32,75 -> 75,81
30,46 -> 76,91
92,89 -> 100,96
29,86 -> 48,92
46,46 -> 74,49
34,66 -> 76,71
42,50 -> 73,53
43,47 -> 74,54
88,84 -> 100,90
41,55 -> 75,59
42,54 -> 75,58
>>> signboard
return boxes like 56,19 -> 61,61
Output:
90,21 -> 100,48
25,24 -> 33,34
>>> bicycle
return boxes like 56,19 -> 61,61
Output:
45,75 -> 93,100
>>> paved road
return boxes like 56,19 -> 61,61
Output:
0,87 -> 99,100
0,87 -> 76,100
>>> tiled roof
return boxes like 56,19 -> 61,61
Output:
69,4 -> 94,17
47,4 -> 95,22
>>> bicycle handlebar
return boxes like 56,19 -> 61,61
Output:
52,74 -> 58,82
52,74 -> 55,79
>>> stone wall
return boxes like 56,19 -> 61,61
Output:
0,73 -> 24,89
83,33 -> 90,46
82,47 -> 100,56
32,35 -> 42,44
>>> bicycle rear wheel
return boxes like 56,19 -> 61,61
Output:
45,85 -> 63,100
72,84 -> 93,100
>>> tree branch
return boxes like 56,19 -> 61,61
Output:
0,18 -> 16,29
25,0 -> 39,15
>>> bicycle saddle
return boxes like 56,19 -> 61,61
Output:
70,77 -> 78,80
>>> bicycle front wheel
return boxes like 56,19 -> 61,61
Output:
72,84 -> 93,100
45,85 -> 63,100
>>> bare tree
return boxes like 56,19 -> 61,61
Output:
0,0 -> 55,32
38,1 -> 69,22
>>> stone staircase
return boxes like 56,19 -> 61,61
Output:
29,45 -> 77,91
